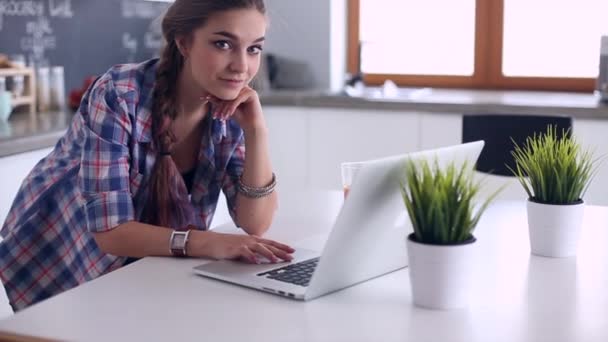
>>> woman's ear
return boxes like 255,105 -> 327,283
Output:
175,36 -> 190,59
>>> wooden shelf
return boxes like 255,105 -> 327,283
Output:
0,67 -> 36,114
0,67 -> 34,78
12,96 -> 35,106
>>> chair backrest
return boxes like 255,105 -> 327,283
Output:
462,114 -> 573,176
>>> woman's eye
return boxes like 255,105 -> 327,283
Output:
214,41 -> 231,50
248,45 -> 263,55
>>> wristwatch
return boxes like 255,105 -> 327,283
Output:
170,229 -> 191,257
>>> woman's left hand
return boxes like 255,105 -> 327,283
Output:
205,86 -> 265,133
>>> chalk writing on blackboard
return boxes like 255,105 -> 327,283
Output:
144,15 -> 163,51
122,32 -> 138,63
1,0 -> 168,91
0,0 -> 44,31
49,0 -> 73,18
20,16 -> 56,66
121,0 -> 166,19
144,31 -> 162,51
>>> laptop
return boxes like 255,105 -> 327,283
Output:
193,141 -> 485,300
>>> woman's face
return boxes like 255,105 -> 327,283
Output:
179,8 -> 267,100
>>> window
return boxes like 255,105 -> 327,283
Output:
349,0 -> 608,91
359,0 -> 476,76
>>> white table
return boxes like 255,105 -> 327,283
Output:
0,191 -> 607,342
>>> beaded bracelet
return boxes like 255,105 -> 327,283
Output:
237,173 -> 277,198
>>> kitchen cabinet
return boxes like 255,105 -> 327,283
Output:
573,119 -> 608,206
263,106 -> 422,190
418,112 -> 462,149
262,106 -> 608,206
263,106 -> 309,192
307,108 -> 420,189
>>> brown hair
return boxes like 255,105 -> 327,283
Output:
142,0 -> 266,228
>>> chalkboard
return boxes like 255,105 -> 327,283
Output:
0,0 -> 169,92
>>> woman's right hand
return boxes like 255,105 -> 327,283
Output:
190,231 -> 295,264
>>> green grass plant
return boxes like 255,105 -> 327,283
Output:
400,159 -> 500,245
509,126 -> 600,205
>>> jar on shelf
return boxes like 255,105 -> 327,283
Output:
11,76 -> 25,98
37,67 -> 51,112
0,77 -> 13,122
8,55 -> 26,98
50,66 -> 66,111
10,55 -> 26,68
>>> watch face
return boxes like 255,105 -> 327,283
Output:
172,233 -> 186,249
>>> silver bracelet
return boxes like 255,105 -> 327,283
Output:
237,173 -> 277,198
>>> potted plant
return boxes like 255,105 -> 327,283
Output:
400,159 -> 500,310
510,125 -> 600,258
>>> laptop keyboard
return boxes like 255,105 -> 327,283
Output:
257,257 -> 319,287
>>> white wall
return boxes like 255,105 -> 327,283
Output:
330,0 -> 348,92
265,0 -> 346,91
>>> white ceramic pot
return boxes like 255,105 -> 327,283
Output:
406,233 -> 476,310
527,199 -> 585,258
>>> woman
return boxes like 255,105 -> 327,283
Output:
0,0 -> 294,311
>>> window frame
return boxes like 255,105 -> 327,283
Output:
348,0 -> 595,92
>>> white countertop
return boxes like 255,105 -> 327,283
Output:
0,191 -> 607,342
260,87 -> 608,118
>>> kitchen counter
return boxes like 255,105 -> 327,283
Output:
1,88 -> 607,157
0,110 -> 73,157
260,88 -> 608,117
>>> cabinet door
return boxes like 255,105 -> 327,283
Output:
419,113 -> 462,150
0,147 -> 53,226
263,106 -> 309,192
573,119 -> 608,206
308,108 -> 420,189
211,106 -> 309,228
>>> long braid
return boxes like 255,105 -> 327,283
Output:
141,40 -> 189,228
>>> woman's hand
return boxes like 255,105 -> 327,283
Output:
204,86 -> 265,133
190,230 -> 295,264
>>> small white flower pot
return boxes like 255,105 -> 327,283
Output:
406,233 -> 476,310
527,199 -> 585,258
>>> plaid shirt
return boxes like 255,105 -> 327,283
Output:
0,59 -> 245,311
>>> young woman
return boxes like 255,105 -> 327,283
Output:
0,0 -> 294,311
